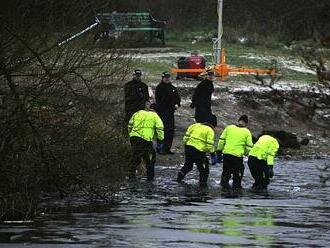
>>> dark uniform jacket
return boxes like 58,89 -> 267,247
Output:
191,79 -> 214,109
155,82 -> 181,113
124,79 -> 149,116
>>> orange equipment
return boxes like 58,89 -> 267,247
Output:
171,0 -> 276,80
171,48 -> 276,80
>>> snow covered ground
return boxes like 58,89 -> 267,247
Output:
239,53 -> 316,74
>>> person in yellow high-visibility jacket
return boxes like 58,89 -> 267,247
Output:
248,135 -> 279,190
216,115 -> 253,190
177,115 -> 217,187
128,103 -> 164,180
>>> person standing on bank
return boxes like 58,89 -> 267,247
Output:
190,70 -> 215,123
124,69 -> 149,124
177,115 -> 217,187
128,103 -> 164,181
155,71 -> 181,155
248,135 -> 279,190
216,115 -> 253,190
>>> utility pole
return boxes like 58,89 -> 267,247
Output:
171,0 -> 276,79
214,0 -> 223,64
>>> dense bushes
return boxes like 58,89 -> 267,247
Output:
0,49 -> 131,220
0,48 -> 131,220
0,0 -> 133,220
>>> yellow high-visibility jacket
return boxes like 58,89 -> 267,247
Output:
128,110 -> 164,141
249,135 -> 279,166
183,123 -> 215,153
217,124 -> 253,157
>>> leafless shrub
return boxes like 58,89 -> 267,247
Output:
295,43 -> 330,86
0,0 -> 133,220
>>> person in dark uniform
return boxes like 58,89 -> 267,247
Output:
124,69 -> 149,124
190,70 -> 215,123
155,71 -> 181,155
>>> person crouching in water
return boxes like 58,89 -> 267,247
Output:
177,115 -> 217,187
248,135 -> 279,190
217,115 -> 253,190
128,103 -> 164,181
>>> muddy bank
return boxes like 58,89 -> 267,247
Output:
145,80 -> 330,164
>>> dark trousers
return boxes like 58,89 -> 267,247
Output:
177,145 -> 209,186
129,136 -> 156,181
221,154 -> 244,189
248,156 -> 270,190
158,110 -> 174,152
195,106 -> 212,123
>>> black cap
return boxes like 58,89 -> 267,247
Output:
207,114 -> 217,127
238,115 -> 249,124
133,69 -> 142,76
161,71 -> 171,78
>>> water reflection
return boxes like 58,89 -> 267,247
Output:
186,205 -> 276,247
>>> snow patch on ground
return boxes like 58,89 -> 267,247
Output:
122,52 -> 211,61
229,82 -> 330,95
121,52 -> 213,64
163,80 -> 330,96
240,53 -> 316,75
131,52 -> 189,59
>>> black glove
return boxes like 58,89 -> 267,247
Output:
156,140 -> 164,153
216,151 -> 223,163
210,153 -> 217,165
156,143 -> 164,153
268,167 -> 274,178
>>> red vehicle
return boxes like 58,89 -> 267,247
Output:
176,52 -> 206,80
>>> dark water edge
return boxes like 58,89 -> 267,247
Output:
0,158 -> 329,247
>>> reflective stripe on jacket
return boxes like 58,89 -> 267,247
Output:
128,110 -> 164,141
183,123 -> 215,153
217,124 -> 253,157
249,135 -> 279,166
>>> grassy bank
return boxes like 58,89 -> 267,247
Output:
130,28 -> 330,83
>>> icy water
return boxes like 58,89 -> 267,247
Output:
1,159 -> 330,247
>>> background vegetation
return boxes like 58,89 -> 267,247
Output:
109,0 -> 330,44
